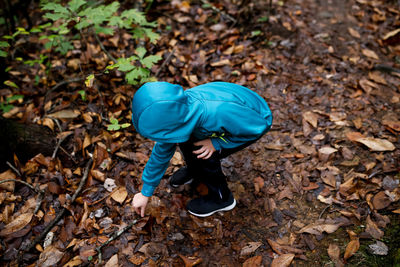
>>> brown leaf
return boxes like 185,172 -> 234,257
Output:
105,254 -> 118,267
210,59 -> 231,67
48,109 -> 80,119
298,223 -> 340,235
372,191 -> 392,210
178,254 -> 202,267
382,118 -> 400,132
0,169 -> 16,191
129,254 -> 146,265
91,169 -> 105,182
37,246 -> 64,267
240,242 -> 263,256
344,239 -> 360,260
382,28 -> 400,45
359,78 -> 379,94
362,49 -> 379,60
348,27 -> 361,38
270,254 -> 295,267
303,111 -> 318,128
0,212 -> 33,236
366,215 -> 384,239
327,244 -> 341,263
243,255 -> 262,267
368,71 -> 387,85
356,137 -> 395,151
111,186 -> 128,204
63,256 -> 83,267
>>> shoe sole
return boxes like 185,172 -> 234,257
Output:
170,178 -> 193,188
188,199 -> 237,217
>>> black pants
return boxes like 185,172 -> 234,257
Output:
178,138 -> 258,200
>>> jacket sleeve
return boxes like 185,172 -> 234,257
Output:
141,142 -> 176,197
210,106 -> 272,150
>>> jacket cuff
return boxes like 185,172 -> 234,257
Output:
141,184 -> 156,197
211,138 -> 222,151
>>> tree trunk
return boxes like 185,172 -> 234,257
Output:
0,117 -> 56,171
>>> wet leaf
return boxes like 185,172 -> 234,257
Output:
111,186 -> 128,204
0,212 -> 33,236
243,255 -> 262,267
37,246 -> 64,267
270,253 -> 295,267
344,239 -> 359,260
355,137 -> 395,151
240,242 -> 263,256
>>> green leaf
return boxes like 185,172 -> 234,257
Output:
69,0 -> 86,12
4,80 -> 18,88
0,104 -> 14,113
30,27 -> 42,33
121,123 -> 131,129
95,26 -> 114,35
141,55 -> 161,69
7,95 -> 24,102
0,50 -> 7,57
125,69 -> 141,84
110,117 -> 118,124
85,74 -> 95,87
251,30 -> 262,37
141,27 -> 160,43
135,47 -> 146,59
78,90 -> 86,101
0,41 -> 10,48
107,124 -> 120,131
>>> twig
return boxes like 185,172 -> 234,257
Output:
44,77 -> 85,106
0,179 -> 36,192
200,0 -> 236,23
96,219 -> 138,264
319,205 -> 331,219
18,158 -> 93,263
156,48 -> 176,78
6,161 -> 21,177
34,190 -> 44,214
94,31 -> 117,63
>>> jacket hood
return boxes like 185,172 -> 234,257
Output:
132,82 -> 199,143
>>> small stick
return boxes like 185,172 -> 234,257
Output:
96,219 -> 138,264
0,179 -> 36,192
156,48 -> 176,78
18,158 -> 93,263
6,161 -> 21,177
319,205 -> 331,219
94,31 -> 117,63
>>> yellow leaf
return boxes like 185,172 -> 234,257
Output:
344,239 -> 360,260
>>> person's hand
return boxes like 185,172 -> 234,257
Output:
193,139 -> 216,159
132,192 -> 149,217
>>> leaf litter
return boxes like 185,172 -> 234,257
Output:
0,0 -> 400,266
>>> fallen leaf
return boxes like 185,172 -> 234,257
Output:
129,254 -> 146,265
91,169 -> 105,182
0,169 -> 16,191
298,223 -> 340,235
111,186 -> 128,204
366,215 -> 384,239
243,255 -> 262,267
63,256 -> 83,267
355,137 -> 395,151
104,178 -> 117,192
327,244 -> 342,266
344,239 -> 360,260
178,254 -> 202,267
369,241 -> 388,255
382,118 -> 400,131
48,109 -> 80,119
210,59 -> 231,67
303,111 -> 318,127
37,246 -> 64,267
348,27 -> 361,38
362,48 -> 379,60
240,242 -> 263,256
368,71 -> 387,85
0,212 -> 33,236
271,254 -> 295,267
105,254 -> 118,267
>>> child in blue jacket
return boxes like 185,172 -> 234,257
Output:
131,81 -> 272,217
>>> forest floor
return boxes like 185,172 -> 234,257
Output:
0,0 -> 400,266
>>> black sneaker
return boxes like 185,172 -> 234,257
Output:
169,167 -> 193,188
187,191 -> 236,217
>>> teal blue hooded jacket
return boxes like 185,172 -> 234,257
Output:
132,82 -> 272,197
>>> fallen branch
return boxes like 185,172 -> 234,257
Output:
96,219 -> 138,264
18,158 -> 93,264
156,48 -> 176,78
6,161 -> 21,177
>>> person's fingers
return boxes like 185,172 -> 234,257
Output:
134,206 -> 140,215
203,150 -> 213,159
193,146 -> 205,154
197,149 -> 210,159
193,141 -> 204,146
140,206 -> 145,217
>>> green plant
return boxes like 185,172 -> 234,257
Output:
106,47 -> 161,85
107,117 -> 130,131
0,94 -> 24,113
40,0 -> 161,84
